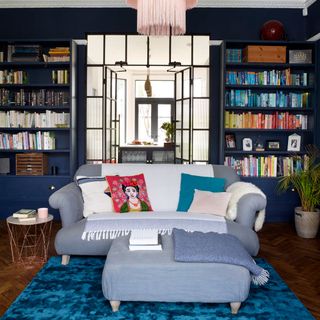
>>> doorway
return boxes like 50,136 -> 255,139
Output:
85,34 -> 210,164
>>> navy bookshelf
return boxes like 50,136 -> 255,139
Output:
220,40 -> 317,221
0,39 -> 77,218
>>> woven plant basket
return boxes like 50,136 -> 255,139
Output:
294,207 -> 320,238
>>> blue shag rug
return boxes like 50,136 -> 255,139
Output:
1,257 -> 314,320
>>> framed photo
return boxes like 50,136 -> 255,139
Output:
242,138 -> 253,151
287,134 -> 301,151
266,140 -> 280,150
225,134 -> 236,149
255,141 -> 265,152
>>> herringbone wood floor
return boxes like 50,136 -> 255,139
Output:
0,220 -> 319,318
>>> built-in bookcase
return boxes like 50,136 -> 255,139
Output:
0,39 -> 78,219
0,39 -> 76,177
219,41 -> 316,178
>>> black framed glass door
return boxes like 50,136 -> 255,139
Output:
135,98 -> 174,143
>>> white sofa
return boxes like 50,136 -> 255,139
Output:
50,163 -> 267,263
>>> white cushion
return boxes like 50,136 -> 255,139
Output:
188,189 -> 232,217
78,179 -> 113,217
101,164 -> 214,211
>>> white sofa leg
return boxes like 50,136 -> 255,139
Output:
230,302 -> 241,314
61,255 -> 70,265
110,300 -> 121,312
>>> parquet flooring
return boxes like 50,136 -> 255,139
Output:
0,220 -> 319,319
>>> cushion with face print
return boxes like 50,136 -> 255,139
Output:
106,174 -> 153,213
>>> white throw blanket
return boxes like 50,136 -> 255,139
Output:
226,182 -> 266,232
82,211 -> 227,241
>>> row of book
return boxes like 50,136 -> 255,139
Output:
226,49 -> 242,63
0,131 -> 56,150
225,111 -> 308,130
0,89 -> 69,106
224,155 -> 308,177
0,110 -> 70,128
52,70 -> 69,84
225,90 -> 310,109
226,70 -> 311,86
7,45 -> 42,62
43,47 -> 70,62
0,70 -> 28,84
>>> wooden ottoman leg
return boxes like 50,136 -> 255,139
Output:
61,255 -> 70,265
110,300 -> 121,312
230,302 -> 241,314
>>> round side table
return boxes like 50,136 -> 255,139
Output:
6,214 -> 53,265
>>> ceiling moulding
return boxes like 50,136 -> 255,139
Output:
0,0 -> 309,9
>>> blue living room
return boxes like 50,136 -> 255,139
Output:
0,0 -> 319,319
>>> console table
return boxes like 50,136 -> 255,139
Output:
118,145 -> 175,164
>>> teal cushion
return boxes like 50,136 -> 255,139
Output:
177,173 -> 225,212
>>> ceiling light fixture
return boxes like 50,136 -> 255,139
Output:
127,0 -> 198,36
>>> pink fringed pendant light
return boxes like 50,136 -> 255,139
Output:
127,0 -> 198,35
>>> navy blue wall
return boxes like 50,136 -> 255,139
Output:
0,8 -> 307,40
306,0 -> 320,39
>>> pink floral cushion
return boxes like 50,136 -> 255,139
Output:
106,174 -> 153,213
187,189 -> 232,217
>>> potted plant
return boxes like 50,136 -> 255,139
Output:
278,145 -> 320,238
161,122 -> 174,148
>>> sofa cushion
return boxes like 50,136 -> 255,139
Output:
77,177 -> 113,217
106,174 -> 152,213
177,173 -> 225,212
188,190 -> 232,217
101,164 -> 215,211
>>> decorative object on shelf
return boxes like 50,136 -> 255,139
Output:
225,134 -> 236,149
266,140 -> 280,150
242,138 -> 253,151
0,158 -> 10,174
254,139 -> 265,152
278,145 -> 320,238
127,0 -> 197,35
243,45 -> 286,63
16,153 -> 48,176
287,134 -> 301,152
289,50 -> 312,64
260,20 -> 286,41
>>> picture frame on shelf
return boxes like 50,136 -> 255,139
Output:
254,139 -> 265,152
287,134 -> 301,152
266,140 -> 280,150
225,134 -> 236,149
242,138 -> 253,151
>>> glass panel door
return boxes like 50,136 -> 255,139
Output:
105,67 -> 119,163
175,67 -> 192,163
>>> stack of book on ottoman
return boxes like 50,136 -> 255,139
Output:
129,230 -> 162,251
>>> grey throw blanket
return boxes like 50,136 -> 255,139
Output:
173,228 -> 269,286
82,212 -> 227,241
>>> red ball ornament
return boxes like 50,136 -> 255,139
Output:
260,20 -> 285,41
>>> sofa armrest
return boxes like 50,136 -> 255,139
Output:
235,193 -> 267,231
49,182 -> 84,228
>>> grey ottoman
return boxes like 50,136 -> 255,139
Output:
102,235 -> 251,314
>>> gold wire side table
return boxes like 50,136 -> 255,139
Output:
6,214 -> 53,266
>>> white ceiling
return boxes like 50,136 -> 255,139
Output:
0,0 -> 316,9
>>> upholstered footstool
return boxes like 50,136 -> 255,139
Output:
102,235 -> 251,314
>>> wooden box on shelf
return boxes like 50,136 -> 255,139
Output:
243,45 -> 286,63
16,153 -> 48,176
